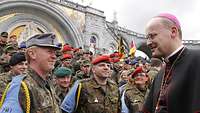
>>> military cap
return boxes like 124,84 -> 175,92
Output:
110,52 -> 119,58
131,67 -> 145,78
62,54 -> 73,60
9,52 -> 26,66
92,55 -> 110,65
62,45 -> 73,52
110,52 -> 123,58
80,60 -> 91,66
1,32 -> 8,38
19,41 -> 26,48
26,33 -> 61,49
110,53 -> 116,58
54,67 -> 72,78
4,45 -> 16,53
110,58 -> 120,63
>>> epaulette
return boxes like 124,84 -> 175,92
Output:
79,78 -> 92,83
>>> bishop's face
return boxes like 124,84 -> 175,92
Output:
146,18 -> 174,58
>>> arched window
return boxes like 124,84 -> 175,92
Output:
90,35 -> 96,44
89,34 -> 97,54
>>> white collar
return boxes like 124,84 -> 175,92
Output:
165,45 -> 184,61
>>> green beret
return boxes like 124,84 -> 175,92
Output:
54,67 -> 72,78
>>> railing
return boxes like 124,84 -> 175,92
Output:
47,0 -> 104,17
182,40 -> 200,45
106,22 -> 146,38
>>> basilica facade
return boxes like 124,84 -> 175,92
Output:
0,0 -> 199,57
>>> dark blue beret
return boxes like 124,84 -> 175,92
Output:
9,52 -> 26,66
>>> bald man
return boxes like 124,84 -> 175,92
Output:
142,13 -> 200,113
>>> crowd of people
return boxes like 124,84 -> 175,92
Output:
0,13 -> 200,113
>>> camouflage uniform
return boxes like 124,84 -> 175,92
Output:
0,72 -> 12,96
72,59 -> 91,83
147,67 -> 159,83
0,44 -> 17,73
73,70 -> 90,81
124,82 -> 147,113
0,54 -> 7,73
0,46 -> 4,56
75,77 -> 121,113
19,68 -> 60,113
55,85 -> 69,105
0,43 -> 6,56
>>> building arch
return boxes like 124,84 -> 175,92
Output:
0,0 -> 83,47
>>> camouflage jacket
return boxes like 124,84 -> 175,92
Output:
0,72 -> 12,96
124,82 -> 147,113
0,62 -> 9,73
0,46 -> 4,56
19,68 -> 60,113
147,67 -> 159,82
75,77 -> 121,113
73,70 -> 90,81
55,85 -> 69,105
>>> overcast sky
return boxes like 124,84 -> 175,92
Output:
76,0 -> 200,40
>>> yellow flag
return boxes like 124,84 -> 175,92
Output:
129,40 -> 136,58
118,37 -> 125,59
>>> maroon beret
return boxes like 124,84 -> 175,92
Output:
62,45 -> 73,52
110,52 -> 122,58
131,67 -> 143,78
110,58 -> 120,63
92,55 -> 110,65
62,54 -> 73,60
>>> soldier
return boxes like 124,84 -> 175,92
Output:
54,67 -> 72,105
118,70 -> 129,87
0,32 -> 8,56
7,35 -> 18,47
0,45 -> 17,73
73,59 -> 91,81
62,44 -> 73,55
122,67 -> 149,113
61,55 -> 121,113
147,58 -> 163,84
18,33 -> 61,113
81,50 -> 92,61
0,52 -> 27,96
61,54 -> 73,69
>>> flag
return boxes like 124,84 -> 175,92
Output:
118,37 -> 125,59
61,81 -> 80,113
129,40 -> 136,58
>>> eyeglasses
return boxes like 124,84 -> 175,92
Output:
146,33 -> 158,40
